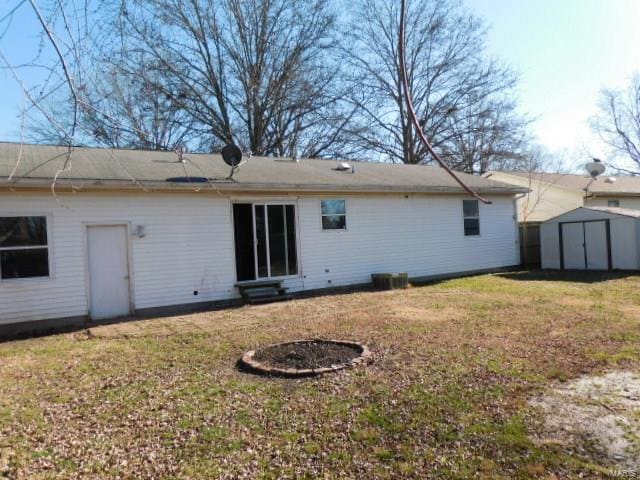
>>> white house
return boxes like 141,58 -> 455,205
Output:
541,206 -> 640,271
0,142 -> 525,333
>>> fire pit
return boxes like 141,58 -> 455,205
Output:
239,339 -> 371,377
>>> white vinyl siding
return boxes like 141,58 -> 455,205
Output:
297,195 -> 518,290
0,194 -> 236,325
0,192 -> 519,325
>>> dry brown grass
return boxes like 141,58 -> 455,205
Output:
0,271 -> 639,479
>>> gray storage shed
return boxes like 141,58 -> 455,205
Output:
540,207 -> 640,270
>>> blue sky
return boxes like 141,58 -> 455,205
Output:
466,0 -> 640,167
0,1 -> 639,169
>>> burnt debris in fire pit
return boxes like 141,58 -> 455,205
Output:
239,339 -> 371,377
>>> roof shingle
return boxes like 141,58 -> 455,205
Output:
500,171 -> 640,195
0,142 -> 525,195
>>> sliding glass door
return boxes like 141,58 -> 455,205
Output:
233,203 -> 298,281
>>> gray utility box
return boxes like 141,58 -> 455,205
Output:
371,273 -> 409,290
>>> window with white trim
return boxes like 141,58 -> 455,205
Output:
462,200 -> 480,236
607,199 -> 620,207
0,216 -> 49,279
321,199 -> 346,230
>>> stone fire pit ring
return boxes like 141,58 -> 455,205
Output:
239,339 -> 372,378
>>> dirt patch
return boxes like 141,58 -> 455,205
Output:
252,340 -> 362,370
530,371 -> 640,470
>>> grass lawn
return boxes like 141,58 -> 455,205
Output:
1,271 -> 639,479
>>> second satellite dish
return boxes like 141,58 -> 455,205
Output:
585,158 -> 605,178
222,144 -> 243,167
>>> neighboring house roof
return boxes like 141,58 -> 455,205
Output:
0,142 -> 525,195
484,170 -> 640,223
483,171 -> 584,222
496,171 -> 640,196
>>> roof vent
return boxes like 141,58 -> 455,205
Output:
335,162 -> 352,171
605,176 -> 617,183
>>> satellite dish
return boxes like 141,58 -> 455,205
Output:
221,144 -> 243,167
585,158 -> 605,178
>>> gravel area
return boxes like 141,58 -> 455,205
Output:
530,371 -> 640,470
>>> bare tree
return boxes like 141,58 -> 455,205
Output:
344,0 -> 527,170
4,0 -> 532,171
8,0 -> 355,157
31,57 -> 196,151
0,0 -> 207,196
592,74 -> 640,173
438,95 -> 530,174
0,0 -> 97,195
113,0 -> 350,157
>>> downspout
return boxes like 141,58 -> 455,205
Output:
513,193 -> 525,266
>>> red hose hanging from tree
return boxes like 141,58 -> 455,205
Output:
398,0 -> 492,204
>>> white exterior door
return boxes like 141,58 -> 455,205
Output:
87,225 -> 131,320
562,223 -> 585,269
585,221 -> 609,270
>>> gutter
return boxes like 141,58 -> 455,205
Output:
586,192 -> 640,197
0,178 -> 529,195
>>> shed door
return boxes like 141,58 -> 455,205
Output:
561,223 -> 585,269
87,225 -> 131,320
584,221 -> 608,270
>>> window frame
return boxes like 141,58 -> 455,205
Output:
607,199 -> 620,208
0,214 -> 53,281
320,199 -> 347,231
462,199 -> 481,237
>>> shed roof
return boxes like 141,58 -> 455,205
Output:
544,206 -> 640,223
0,142 -> 525,195
584,206 -> 640,218
495,171 -> 640,196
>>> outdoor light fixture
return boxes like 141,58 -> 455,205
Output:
133,225 -> 146,238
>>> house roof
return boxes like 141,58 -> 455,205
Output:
494,171 -> 640,196
0,142 -> 525,195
